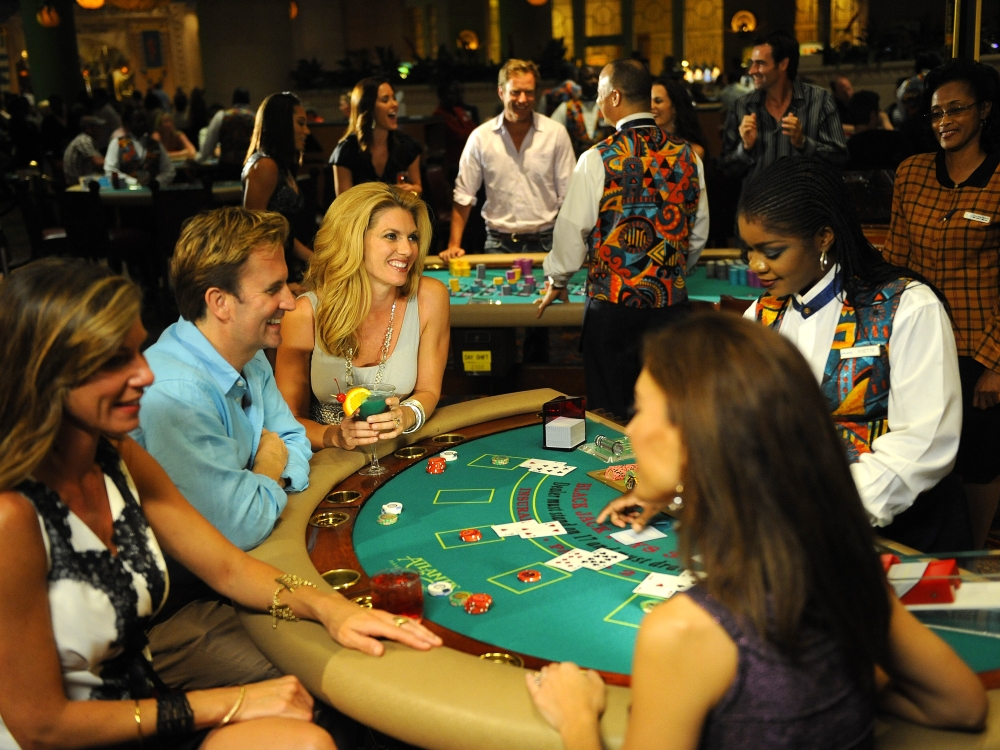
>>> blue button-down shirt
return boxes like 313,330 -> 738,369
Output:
132,319 -> 311,550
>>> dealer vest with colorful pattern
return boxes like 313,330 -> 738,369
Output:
755,278 -> 909,462
564,100 -> 614,158
586,120 -> 701,308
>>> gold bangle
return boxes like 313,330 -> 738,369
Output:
134,699 -> 143,748
219,685 -> 245,727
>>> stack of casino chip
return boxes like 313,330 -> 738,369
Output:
449,591 -> 471,607
491,455 -> 510,466
604,463 -> 637,482
376,513 -> 398,526
463,593 -> 492,615
440,450 -> 458,462
426,456 -> 447,474
517,569 -> 541,583
458,528 -> 482,543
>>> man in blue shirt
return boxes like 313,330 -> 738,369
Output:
135,209 -> 310,549
135,207 -> 312,689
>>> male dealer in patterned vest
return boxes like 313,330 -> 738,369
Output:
538,58 -> 708,417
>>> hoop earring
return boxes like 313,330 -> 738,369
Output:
668,483 -> 684,511
820,249 -> 829,271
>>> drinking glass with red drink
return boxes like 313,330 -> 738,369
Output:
370,569 -> 424,622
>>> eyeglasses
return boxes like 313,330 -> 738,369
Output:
925,103 -> 979,123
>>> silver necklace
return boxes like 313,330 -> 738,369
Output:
345,297 -> 396,387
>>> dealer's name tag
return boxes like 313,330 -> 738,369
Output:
840,344 -> 882,359
964,211 -> 991,225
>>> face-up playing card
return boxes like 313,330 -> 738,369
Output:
519,458 -> 566,470
632,571 -> 697,598
518,521 -> 567,538
545,549 -> 593,572
581,547 -> 629,570
492,520 -> 540,537
609,525 -> 668,545
529,464 -> 576,476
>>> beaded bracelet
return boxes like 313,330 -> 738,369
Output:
270,573 -> 317,628
156,691 -> 194,737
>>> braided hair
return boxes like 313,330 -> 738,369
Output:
737,157 -> 945,309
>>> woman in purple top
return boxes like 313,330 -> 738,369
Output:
526,314 -> 987,750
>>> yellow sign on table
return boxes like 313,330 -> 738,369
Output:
462,350 -> 492,372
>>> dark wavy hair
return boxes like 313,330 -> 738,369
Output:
924,58 -> 1000,153
653,77 -> 707,150
245,91 -> 302,176
737,157 -> 945,309
341,77 -> 394,153
643,313 -> 890,690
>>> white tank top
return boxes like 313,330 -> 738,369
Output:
305,290 -> 420,406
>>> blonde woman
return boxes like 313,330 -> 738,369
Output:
276,182 -> 449,451
0,259 -> 441,750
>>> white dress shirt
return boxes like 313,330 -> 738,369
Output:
453,111 -> 575,234
550,99 -> 603,139
544,112 -> 709,287
743,267 -> 962,527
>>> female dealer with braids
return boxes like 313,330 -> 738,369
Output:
739,157 -> 969,553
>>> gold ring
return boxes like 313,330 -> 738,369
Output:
393,616 -> 408,627
394,417 -> 401,428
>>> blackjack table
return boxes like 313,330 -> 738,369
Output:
422,257 -> 759,328
239,390 -> 1000,750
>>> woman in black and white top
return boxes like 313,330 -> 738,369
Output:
0,259 -> 440,750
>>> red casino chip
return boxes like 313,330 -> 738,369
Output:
517,569 -> 541,583
464,593 -> 493,615
458,528 -> 482,543
426,457 -> 447,474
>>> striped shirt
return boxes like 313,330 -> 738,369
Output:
883,150 -> 1000,370
720,80 -> 848,186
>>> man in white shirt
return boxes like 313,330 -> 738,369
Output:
550,65 -> 614,158
538,59 -> 708,418
440,59 -> 575,261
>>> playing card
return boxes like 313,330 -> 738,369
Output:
632,571 -> 696,598
519,458 -> 566,471
545,549 -> 593,572
529,464 -> 576,476
581,547 -> 628,570
675,570 -> 698,591
491,520 -> 540,537
518,521 -> 567,538
609,526 -> 668,545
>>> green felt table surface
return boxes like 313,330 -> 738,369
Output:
353,421 -> 998,677
354,420 -> 680,675
423,265 -> 759,307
